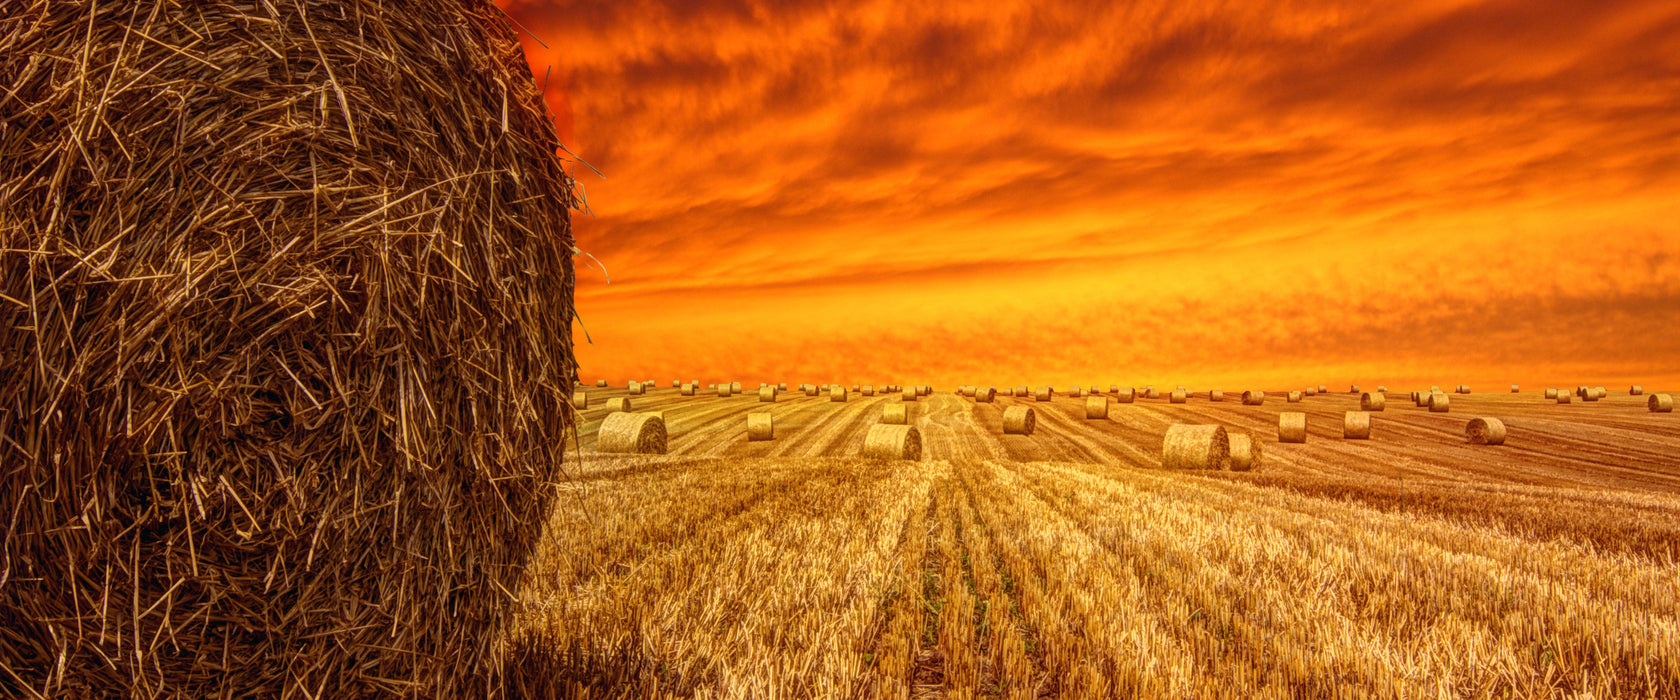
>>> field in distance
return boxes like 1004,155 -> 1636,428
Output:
512,386 -> 1680,698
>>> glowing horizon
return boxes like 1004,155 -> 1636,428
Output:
496,0 -> 1680,390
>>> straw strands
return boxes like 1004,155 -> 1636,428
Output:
1161,424 -> 1229,470
1466,417 -> 1507,445
598,413 -> 668,454
1085,395 -> 1109,419
747,412 -> 774,441
861,424 -> 921,460
1279,412 -> 1308,443
1003,406 -> 1037,435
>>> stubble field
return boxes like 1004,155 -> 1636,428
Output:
511,386 -> 1680,699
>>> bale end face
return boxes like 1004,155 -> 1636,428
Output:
862,424 -> 922,460
1466,417 -> 1507,445
1002,405 -> 1036,435
1650,394 -> 1674,413
747,412 -> 774,441
882,403 -> 909,425
1162,424 -> 1230,470
1359,392 -> 1385,411
598,413 -> 668,454
1279,412 -> 1307,443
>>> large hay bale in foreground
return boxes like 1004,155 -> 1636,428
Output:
862,424 -> 922,460
0,2 -> 580,696
598,413 -> 668,454
1279,412 -> 1307,443
1466,417 -> 1506,445
1162,424 -> 1229,470
1229,433 -> 1262,471
1002,406 -> 1036,435
747,412 -> 775,441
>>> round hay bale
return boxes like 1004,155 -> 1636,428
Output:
759,386 -> 778,402
1584,387 -> 1602,402
1145,388 -> 1161,399
572,391 -> 589,409
1210,389 -> 1225,402
1457,384 -> 1471,394
1343,411 -> 1372,439
597,379 -> 608,387
1279,412 -> 1308,443
778,382 -> 788,391
852,384 -> 861,392
1630,385 -> 1644,395
958,385 -> 974,397
629,380 -> 645,395
1305,387 -> 1318,397
1650,394 -> 1673,413
1241,390 -> 1265,406
999,387 -> 1014,397
1466,417 -> 1506,445
1109,384 -> 1120,394
1162,424 -> 1230,470
1544,388 -> 1558,399
1360,392 -> 1385,411
862,384 -> 876,396
1431,385 -> 1442,393
1036,386 -> 1054,401
1576,385 -> 1588,398
1350,385 -> 1360,394
606,397 -> 632,412
598,413 -> 668,454
902,388 -> 918,402
681,383 -> 697,396
1068,385 -> 1082,397
1377,385 -> 1388,393
1085,395 -> 1110,419
805,384 -> 820,397
919,385 -> 932,396
1170,388 -> 1187,404
883,403 -> 909,425
975,386 -> 997,403
1229,433 -> 1262,471
831,385 -> 849,402
1116,388 -> 1136,403
1287,391 -> 1303,403
1002,405 -> 1037,435
1511,384 -> 1520,393
759,382 -> 768,389
1557,392 -> 1573,404
731,381 -> 743,393
1317,384 -> 1328,393
1595,386 -> 1608,399
717,384 -> 731,397
862,424 -> 922,460
1414,392 -> 1429,407
1429,393 -> 1450,412
747,412 -> 774,441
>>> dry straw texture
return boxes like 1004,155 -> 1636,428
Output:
1003,406 -> 1037,435
1036,386 -> 1053,401
1170,388 -> 1188,404
1466,417 -> 1507,445
1287,391 -> 1303,403
1241,390 -> 1265,406
598,413 -> 668,454
572,391 -> 589,409
975,386 -> 997,403
1085,395 -> 1110,419
882,403 -> 909,425
831,385 -> 849,402
1228,433 -> 1262,471
1632,385 -> 1644,395
1430,393 -> 1451,412
747,412 -> 775,441
1651,394 -> 1674,413
1360,392 -> 1385,411
1279,412 -> 1308,443
861,424 -> 921,460
1344,411 -> 1372,440
759,386 -> 778,402
1161,424 -> 1230,470
0,2 -> 588,695
1116,388 -> 1136,403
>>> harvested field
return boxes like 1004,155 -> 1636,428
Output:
525,386 -> 1680,696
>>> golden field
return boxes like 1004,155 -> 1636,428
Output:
514,386 -> 1680,699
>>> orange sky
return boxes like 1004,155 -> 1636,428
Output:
494,0 -> 1680,390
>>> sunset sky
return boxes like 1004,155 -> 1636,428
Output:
494,0 -> 1680,390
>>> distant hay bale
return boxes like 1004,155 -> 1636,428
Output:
1632,385 -> 1644,395
831,385 -> 849,402
1432,385 -> 1441,393
731,381 -> 743,393
1429,393 -> 1450,412
1003,405 -> 1037,435
975,386 -> 997,403
1343,411 -> 1372,439
1466,417 -> 1506,445
1229,433 -> 1262,471
1413,392 -> 1428,407
862,385 -> 876,396
778,383 -> 788,391
1649,394 -> 1673,413
862,424 -> 922,460
747,412 -> 774,441
1545,388 -> 1558,399
759,382 -> 768,389
717,384 -> 731,397
1085,395 -> 1110,419
902,387 -> 918,402
1557,392 -> 1573,404
1511,384 -> 1520,393
1242,390 -> 1265,406
629,381 -> 645,395
1116,388 -> 1136,403
1068,385 -> 1082,397
1287,391 -> 1303,403
1162,424 -> 1230,470
1170,388 -> 1188,403
1377,385 -> 1388,393
1210,389 -> 1225,402
606,397 -> 632,412
598,413 -> 668,454
681,383 -> 696,396
1279,412 -> 1307,443
1457,384 -> 1471,394
759,386 -> 778,402
1317,384 -> 1327,393
805,384 -> 820,397
852,384 -> 861,392
1305,387 -> 1318,397
1350,385 -> 1360,393
999,387 -> 1014,397
1145,387 -> 1160,399
1036,386 -> 1054,401
1584,387 -> 1601,402
883,403 -> 909,425
1360,392 -> 1385,411
597,379 -> 608,387
919,385 -> 932,396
